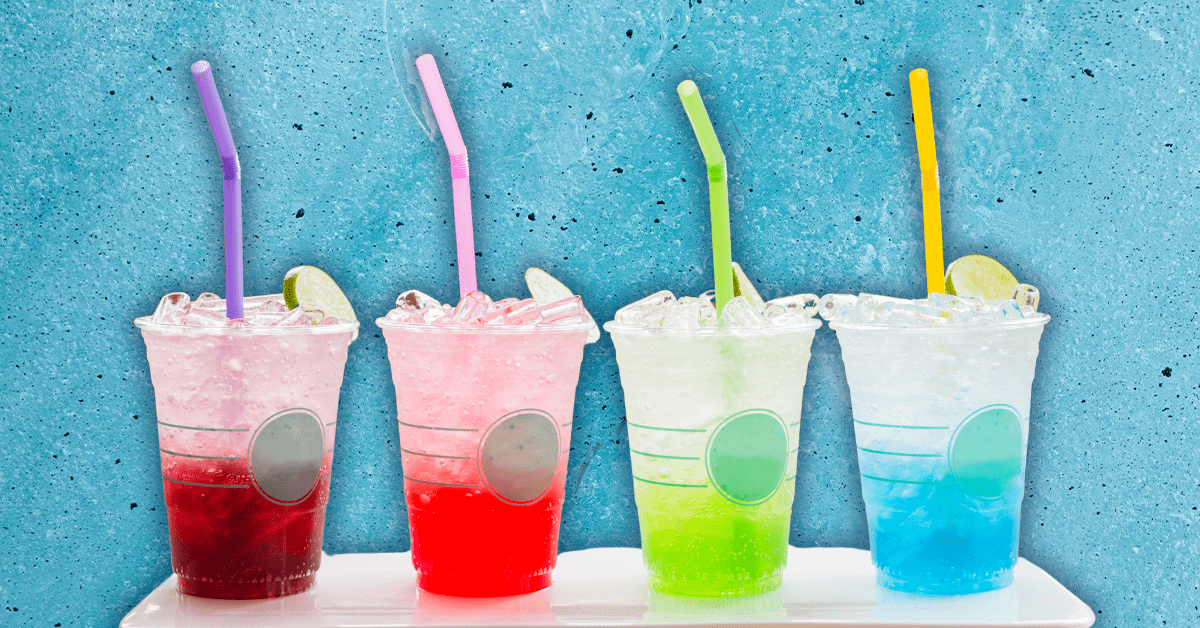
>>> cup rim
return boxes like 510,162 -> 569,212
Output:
829,312 -> 1051,332
134,316 -> 360,335
603,317 -> 821,336
375,317 -> 592,335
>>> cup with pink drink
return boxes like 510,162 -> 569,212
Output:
376,54 -> 598,597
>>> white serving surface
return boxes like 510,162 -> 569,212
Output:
121,547 -> 1094,628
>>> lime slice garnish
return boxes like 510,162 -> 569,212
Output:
731,262 -> 766,311
944,255 -> 1019,300
283,266 -> 358,339
524,267 -> 600,344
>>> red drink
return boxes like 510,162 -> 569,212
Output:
163,459 -> 330,599
406,482 -> 565,597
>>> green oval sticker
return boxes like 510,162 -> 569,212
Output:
705,410 -> 789,505
949,405 -> 1024,500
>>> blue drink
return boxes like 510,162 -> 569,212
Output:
831,310 -> 1048,595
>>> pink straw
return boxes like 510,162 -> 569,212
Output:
415,54 -> 477,297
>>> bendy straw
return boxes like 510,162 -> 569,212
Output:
190,60 -> 245,319
677,80 -> 733,316
909,68 -> 946,295
415,54 -> 478,298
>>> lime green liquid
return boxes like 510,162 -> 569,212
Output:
636,481 -> 794,597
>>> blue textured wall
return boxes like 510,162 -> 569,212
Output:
1,0 -> 1194,625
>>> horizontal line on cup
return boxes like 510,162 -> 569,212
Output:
790,421 -> 802,427
784,475 -> 796,482
562,448 -> 570,455
857,446 -> 942,458
560,422 -> 571,427
401,447 -> 471,460
157,420 -> 249,433
326,421 -> 337,426
854,419 -> 949,430
326,447 -> 334,453
633,476 -> 707,489
789,447 -> 800,454
627,421 -> 706,433
403,475 -> 478,489
554,475 -> 567,482
159,448 -> 242,461
162,476 -> 249,489
629,448 -> 700,461
860,473 -> 948,486
398,421 -> 479,432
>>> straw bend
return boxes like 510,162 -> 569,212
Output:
191,61 -> 241,181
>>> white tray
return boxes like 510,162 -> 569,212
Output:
120,547 -> 1095,628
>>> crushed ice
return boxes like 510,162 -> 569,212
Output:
381,290 -> 588,328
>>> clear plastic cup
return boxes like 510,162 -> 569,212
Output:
136,317 -> 358,599
376,320 -> 589,597
830,314 -> 1049,594
604,319 -> 821,597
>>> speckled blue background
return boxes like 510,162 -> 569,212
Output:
1,0 -> 1194,625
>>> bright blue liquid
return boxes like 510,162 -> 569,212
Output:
863,479 -> 1021,595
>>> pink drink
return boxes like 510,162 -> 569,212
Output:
137,293 -> 356,599
377,290 -> 589,596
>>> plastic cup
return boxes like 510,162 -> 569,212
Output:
376,320 -> 589,597
604,320 -> 821,597
136,316 -> 358,599
829,315 -> 1049,594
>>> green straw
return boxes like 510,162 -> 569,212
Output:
677,80 -> 733,316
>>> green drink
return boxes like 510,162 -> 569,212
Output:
606,291 -> 819,597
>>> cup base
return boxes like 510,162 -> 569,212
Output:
416,569 -> 553,598
648,572 -> 782,598
875,568 -> 1013,595
177,573 -> 316,599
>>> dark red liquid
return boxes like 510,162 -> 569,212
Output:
163,459 -> 329,599
407,483 -> 564,597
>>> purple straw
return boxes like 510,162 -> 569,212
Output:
191,60 -> 244,319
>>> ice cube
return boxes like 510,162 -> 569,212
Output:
195,292 -> 222,305
819,294 -> 856,321
928,293 -> 970,311
452,291 -> 492,323
385,309 -> 424,324
184,307 -> 227,327
270,308 -> 314,327
718,296 -> 768,328
318,316 -> 341,325
1013,284 -> 1040,311
489,299 -> 539,325
535,296 -> 586,325
664,302 -> 703,328
256,299 -> 289,314
223,318 -> 251,328
423,308 -> 449,324
765,293 -> 820,319
489,298 -> 520,311
151,292 -> 191,322
396,289 -> 442,312
615,290 -> 675,326
248,311 -> 287,326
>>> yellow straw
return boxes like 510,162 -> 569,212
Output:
909,69 -> 945,295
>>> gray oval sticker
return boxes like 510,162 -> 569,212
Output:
478,410 -> 560,504
249,409 -> 325,505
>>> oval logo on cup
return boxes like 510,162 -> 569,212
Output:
705,409 -> 789,506
478,409 -> 560,505
949,405 -> 1024,500
248,408 -> 325,505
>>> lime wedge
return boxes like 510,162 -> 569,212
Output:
731,262 -> 766,311
524,267 -> 600,344
944,255 -> 1019,300
283,266 -> 358,339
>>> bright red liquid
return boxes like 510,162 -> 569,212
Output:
407,483 -> 564,597
163,459 -> 329,599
